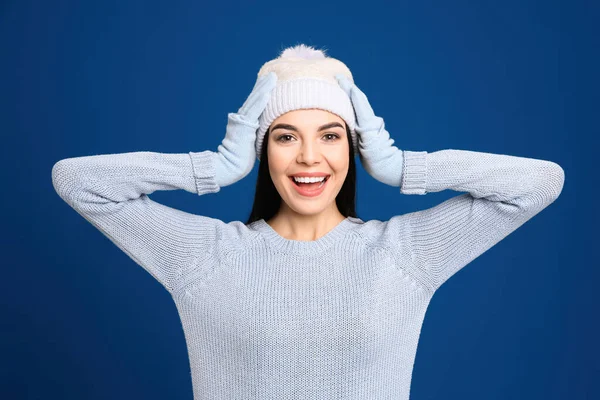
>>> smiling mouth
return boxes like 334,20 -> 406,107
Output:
288,175 -> 330,188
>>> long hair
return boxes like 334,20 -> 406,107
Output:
245,123 -> 359,225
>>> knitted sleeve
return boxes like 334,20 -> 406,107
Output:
388,149 -> 565,292
51,150 -> 224,294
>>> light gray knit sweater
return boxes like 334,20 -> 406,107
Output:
51,149 -> 564,399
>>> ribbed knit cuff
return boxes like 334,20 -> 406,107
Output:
255,78 -> 359,160
400,150 -> 427,195
188,151 -> 221,195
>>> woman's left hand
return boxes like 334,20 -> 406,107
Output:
336,74 -> 405,187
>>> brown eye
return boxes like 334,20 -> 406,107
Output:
324,133 -> 341,141
276,134 -> 294,142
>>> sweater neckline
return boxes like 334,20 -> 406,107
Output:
251,216 -> 363,253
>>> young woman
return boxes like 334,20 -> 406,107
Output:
52,44 -> 565,399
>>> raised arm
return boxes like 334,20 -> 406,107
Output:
392,149 -> 565,291
51,150 -> 224,293
52,72 -> 277,294
334,75 -> 565,293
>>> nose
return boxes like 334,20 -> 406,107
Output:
296,141 -> 323,164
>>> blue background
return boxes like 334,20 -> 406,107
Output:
2,0 -> 597,399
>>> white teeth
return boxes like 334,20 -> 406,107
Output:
293,176 -> 326,183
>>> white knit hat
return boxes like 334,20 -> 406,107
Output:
255,44 -> 358,160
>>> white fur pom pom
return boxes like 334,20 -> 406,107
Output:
279,44 -> 327,60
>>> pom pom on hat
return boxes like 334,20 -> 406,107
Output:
254,44 -> 358,160
279,43 -> 327,59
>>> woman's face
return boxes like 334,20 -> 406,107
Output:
267,108 -> 349,217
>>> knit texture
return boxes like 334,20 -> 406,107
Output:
51,148 -> 564,399
254,44 -> 358,159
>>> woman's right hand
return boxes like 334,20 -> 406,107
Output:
214,71 -> 278,188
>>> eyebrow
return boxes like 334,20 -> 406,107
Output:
270,122 -> 345,134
